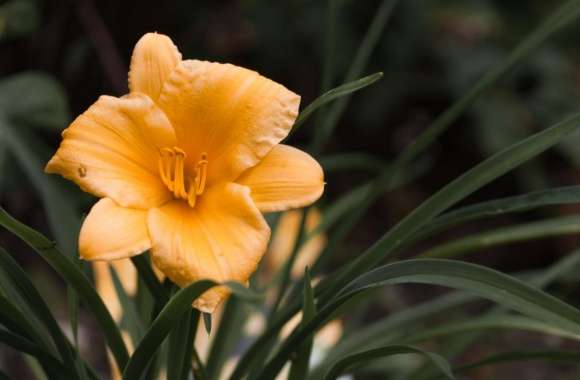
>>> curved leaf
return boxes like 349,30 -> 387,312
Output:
255,259 -> 580,379
0,207 -> 129,370
311,0 -> 399,151
418,186 -> 580,241
122,280 -> 257,380
0,247 -> 76,370
324,345 -> 454,380
454,350 -> 580,373
288,268 -> 316,380
292,72 -> 383,132
319,112 -> 580,308
422,215 -> 580,258
406,315 -> 580,345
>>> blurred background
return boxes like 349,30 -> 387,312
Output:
2,0 -> 580,378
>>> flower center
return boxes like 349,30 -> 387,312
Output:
158,147 -> 208,207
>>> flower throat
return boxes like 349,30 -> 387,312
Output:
158,147 -> 207,207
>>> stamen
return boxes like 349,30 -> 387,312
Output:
187,177 -> 197,207
195,153 -> 208,195
158,148 -> 175,190
173,148 -> 187,199
157,148 -> 209,207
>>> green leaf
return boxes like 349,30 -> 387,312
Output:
0,207 -> 129,371
454,350 -> 580,373
202,312 -> 212,335
405,315 -> 580,345
131,254 -> 169,306
315,246 -> 580,379
122,280 -> 215,380
271,210 -> 308,316
288,268 -> 316,380
406,247 -> 580,380
0,295 -> 56,357
0,72 -> 69,130
110,265 -> 144,343
0,122 -> 81,257
0,247 -> 77,372
309,292 -> 474,380
323,345 -> 455,380
386,0 -> 580,184
167,309 -> 198,380
206,297 -> 248,380
231,2 -> 580,376
422,215 -> 580,258
122,280 -> 254,380
256,259 -> 580,379
292,72 -> 383,132
320,112 -> 580,308
311,0 -> 399,152
312,0 -> 580,285
418,185 -> 580,241
0,329 -> 66,379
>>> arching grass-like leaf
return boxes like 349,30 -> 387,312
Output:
288,268 -> 316,380
0,247 -> 77,372
454,350 -> 580,374
311,0 -> 399,152
422,215 -> 580,258
323,345 -> 455,380
405,315 -> 580,345
292,72 -> 383,132
122,280 -> 258,380
255,259 -> 580,379
0,207 -> 129,371
319,112 -> 580,306
418,185 -> 580,241
308,292 -> 474,380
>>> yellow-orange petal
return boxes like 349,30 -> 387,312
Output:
236,144 -> 324,212
45,94 -> 176,209
148,183 -> 270,313
266,208 -> 326,279
80,198 -> 151,261
128,33 -> 182,101
93,259 -> 137,322
158,60 -> 300,184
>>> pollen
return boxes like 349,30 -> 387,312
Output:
158,147 -> 208,207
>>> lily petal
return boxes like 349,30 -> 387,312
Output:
45,94 -> 176,209
158,60 -> 300,184
128,33 -> 182,101
148,183 -> 270,313
237,144 -> 324,212
80,198 -> 151,261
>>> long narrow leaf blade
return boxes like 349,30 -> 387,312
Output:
418,185 -> 580,241
256,259 -> 580,379
122,281 -> 256,380
0,207 -> 129,370
324,345 -> 455,380
292,72 -> 383,131
322,112 -> 580,304
288,268 -> 316,380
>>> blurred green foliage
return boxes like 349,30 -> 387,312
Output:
3,0 -> 580,378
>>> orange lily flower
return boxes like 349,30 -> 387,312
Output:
45,33 -> 324,312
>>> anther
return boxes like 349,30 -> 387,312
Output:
158,148 -> 208,208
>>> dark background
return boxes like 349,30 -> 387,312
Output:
2,0 -> 580,378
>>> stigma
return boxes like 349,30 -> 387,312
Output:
158,147 -> 208,207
